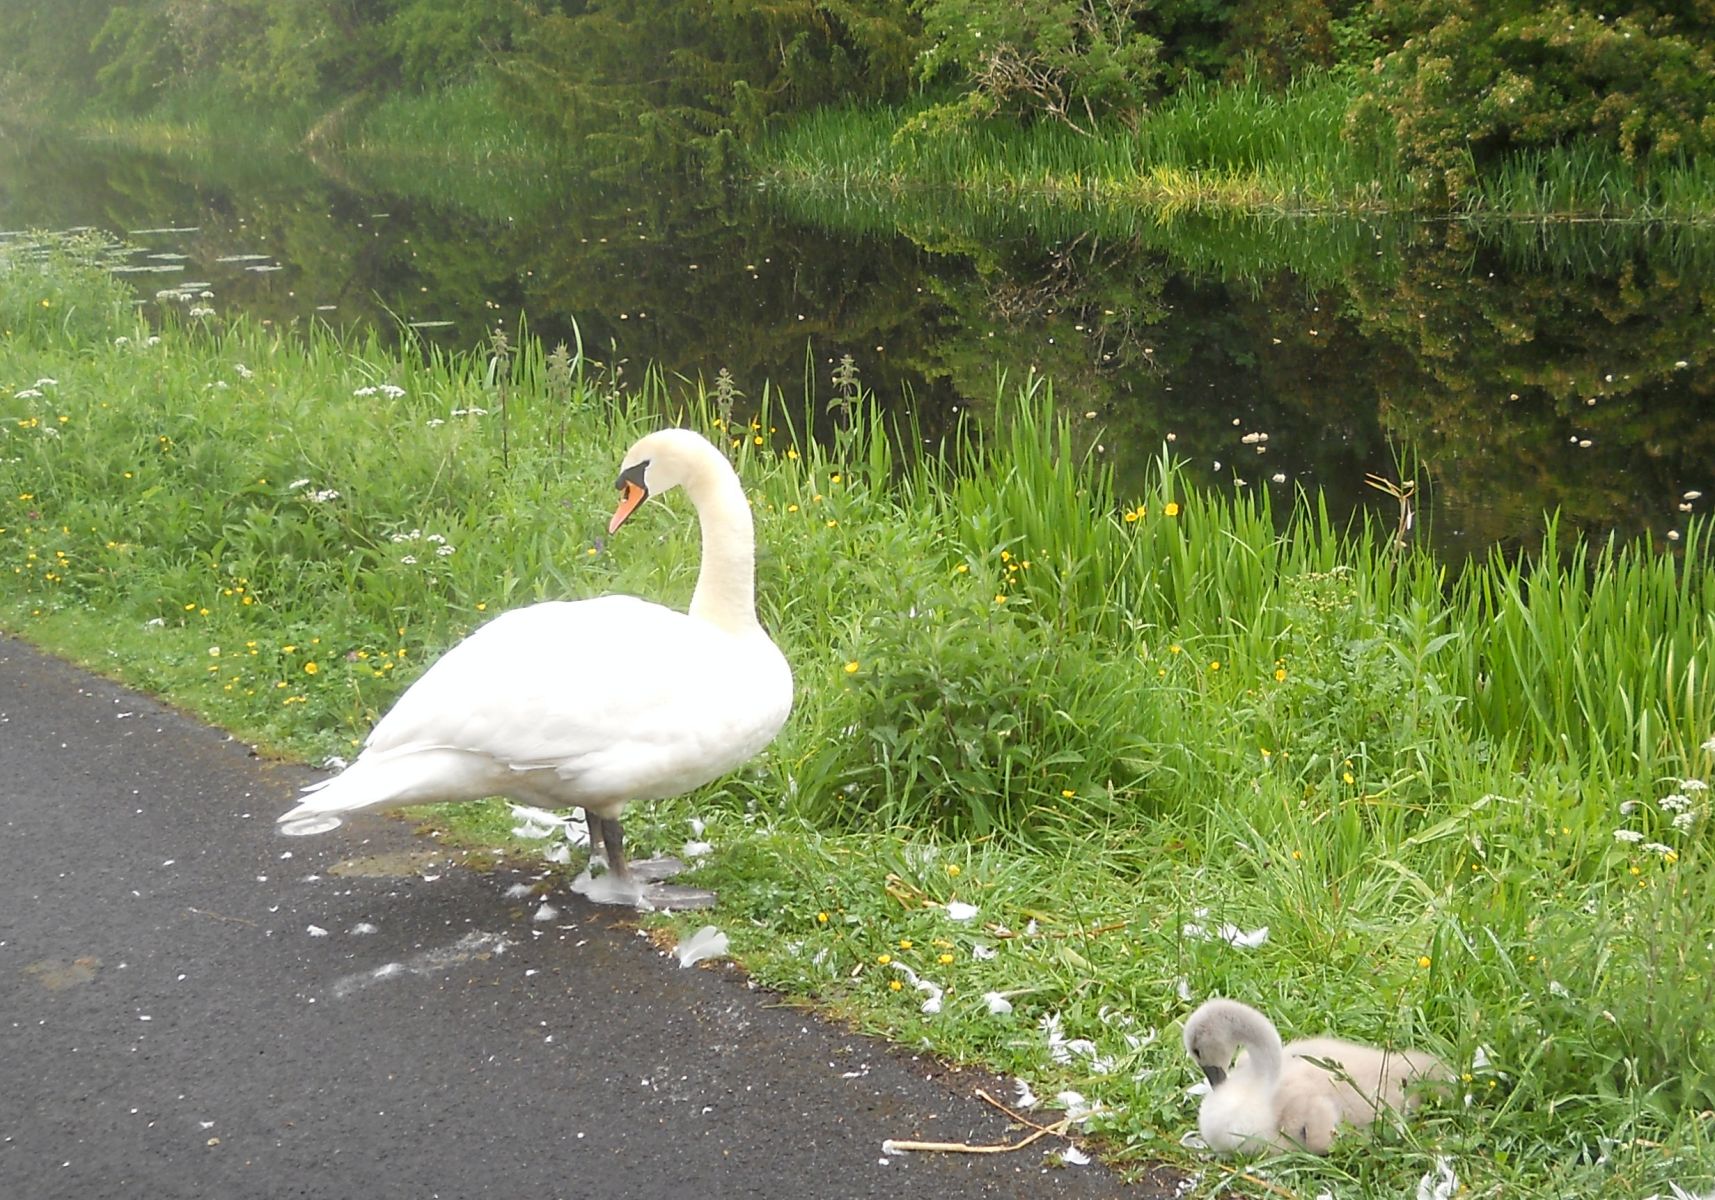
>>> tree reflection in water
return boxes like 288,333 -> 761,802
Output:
4,131 -> 1709,563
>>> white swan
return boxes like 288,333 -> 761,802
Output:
276,427 -> 794,908
1183,998 -> 1448,1155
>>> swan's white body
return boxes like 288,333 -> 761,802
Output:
1184,998 -> 1448,1155
278,428 -> 792,902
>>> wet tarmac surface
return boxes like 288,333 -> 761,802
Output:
1,636 -> 1169,1199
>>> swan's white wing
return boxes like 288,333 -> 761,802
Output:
357,595 -> 789,807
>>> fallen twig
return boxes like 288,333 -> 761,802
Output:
974,1087 -> 1063,1134
882,1117 -> 1071,1157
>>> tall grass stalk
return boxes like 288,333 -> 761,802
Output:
4,235 -> 1713,1198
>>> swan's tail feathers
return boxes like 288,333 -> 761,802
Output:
276,748 -> 481,822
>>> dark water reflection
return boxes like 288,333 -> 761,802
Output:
3,130 -> 1711,561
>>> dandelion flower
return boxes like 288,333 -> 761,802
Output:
844,661 -> 859,674
877,954 -> 892,965
888,980 -> 902,992
1164,502 -> 1181,517
1417,955 -> 1432,969
945,865 -> 960,877
1061,789 -> 1075,799
304,662 -> 319,675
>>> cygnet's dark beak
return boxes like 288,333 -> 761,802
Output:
1201,1063 -> 1227,1087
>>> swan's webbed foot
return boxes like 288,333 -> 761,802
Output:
638,881 -> 717,910
627,855 -> 687,882
576,813 -> 716,910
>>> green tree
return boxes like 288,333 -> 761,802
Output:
500,0 -> 919,174
910,0 -> 1163,133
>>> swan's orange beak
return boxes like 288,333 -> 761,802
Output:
609,480 -> 647,534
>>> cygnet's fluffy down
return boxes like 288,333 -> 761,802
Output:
1184,997 -> 1450,1155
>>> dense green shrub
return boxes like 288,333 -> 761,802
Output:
1353,1 -> 1715,199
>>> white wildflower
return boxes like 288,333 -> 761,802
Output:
1660,793 -> 1693,812
14,388 -> 42,399
1702,736 -> 1715,753
308,489 -> 340,503
1680,779 -> 1708,793
400,555 -> 418,565
288,478 -> 311,490
1673,812 -> 1696,832
1613,828 -> 1645,843
436,544 -> 455,557
114,335 -> 130,346
234,363 -> 254,380
353,386 -> 379,397
380,384 -> 405,398
33,377 -> 57,387
1642,842 -> 1674,856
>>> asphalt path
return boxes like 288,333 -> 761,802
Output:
1,635 -> 1169,1199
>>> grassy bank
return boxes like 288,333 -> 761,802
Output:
3,233 -> 1714,1198
755,77 -> 1715,224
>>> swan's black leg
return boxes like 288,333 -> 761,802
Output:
597,814 -> 630,880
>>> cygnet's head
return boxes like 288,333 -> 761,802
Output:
1184,998 -> 1282,1086
1274,1084 -> 1340,1154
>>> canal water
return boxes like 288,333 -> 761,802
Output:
3,129 -> 1711,561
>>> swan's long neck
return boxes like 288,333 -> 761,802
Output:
1237,1013 -> 1285,1083
682,454 -> 759,635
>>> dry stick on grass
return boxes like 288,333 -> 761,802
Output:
882,1087 -> 1077,1156
882,1118 -> 1071,1156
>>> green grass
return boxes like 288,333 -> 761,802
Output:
757,75 -> 1715,226
4,233 -> 1714,1198
757,76 -> 1394,219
